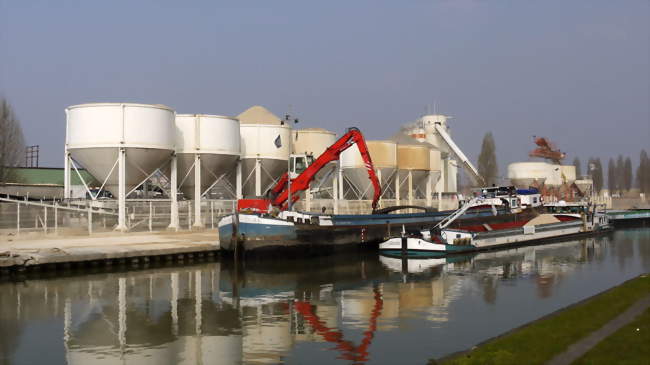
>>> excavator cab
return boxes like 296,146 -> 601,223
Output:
289,154 -> 314,178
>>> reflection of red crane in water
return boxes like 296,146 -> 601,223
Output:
294,286 -> 383,364
529,136 -> 566,164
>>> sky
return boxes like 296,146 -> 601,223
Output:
1,0 -> 648,178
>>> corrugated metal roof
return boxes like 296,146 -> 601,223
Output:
2,167 -> 99,186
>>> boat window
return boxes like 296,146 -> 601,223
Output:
456,234 -> 461,238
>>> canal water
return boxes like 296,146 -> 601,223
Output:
1,228 -> 649,365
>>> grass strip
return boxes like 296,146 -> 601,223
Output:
572,307 -> 650,365
434,274 -> 650,365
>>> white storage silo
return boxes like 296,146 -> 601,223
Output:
174,114 -> 240,199
341,140 -> 397,200
238,106 -> 291,197
65,103 -> 175,230
66,103 -> 175,196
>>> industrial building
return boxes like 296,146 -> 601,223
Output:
51,102 -> 474,232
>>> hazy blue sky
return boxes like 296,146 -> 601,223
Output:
1,0 -> 648,177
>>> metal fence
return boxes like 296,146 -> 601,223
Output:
0,197 -> 237,236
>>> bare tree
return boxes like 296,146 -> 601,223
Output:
0,98 -> 26,181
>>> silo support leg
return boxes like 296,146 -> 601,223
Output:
115,148 -> 128,232
193,154 -> 204,228
168,154 -> 179,231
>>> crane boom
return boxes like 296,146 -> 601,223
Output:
433,124 -> 485,186
238,127 -> 381,213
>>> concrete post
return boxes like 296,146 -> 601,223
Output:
255,158 -> 262,197
54,202 -> 58,234
306,185 -> 311,212
193,154 -> 204,228
395,172 -> 401,205
115,147 -> 127,232
426,171 -> 432,207
408,171 -> 413,209
333,177 -> 339,214
188,201 -> 192,230
210,201 -> 214,229
168,154 -> 179,231
87,206 -> 92,235
236,160 -> 242,199
148,201 -> 153,232
63,150 -> 71,200
377,169 -> 382,207
16,203 -> 20,235
43,206 -> 48,234
338,164 -> 344,201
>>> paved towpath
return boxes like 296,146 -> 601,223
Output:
0,230 -> 220,268
546,293 -> 650,365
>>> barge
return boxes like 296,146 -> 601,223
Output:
379,202 -> 612,255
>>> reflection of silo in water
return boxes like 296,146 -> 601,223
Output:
292,128 -> 337,198
238,106 -> 292,197
242,306 -> 293,364
341,141 -> 397,199
397,144 -> 430,200
174,114 -> 240,199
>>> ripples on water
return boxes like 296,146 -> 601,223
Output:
1,228 -> 649,365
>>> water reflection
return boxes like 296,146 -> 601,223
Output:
1,228 -> 648,365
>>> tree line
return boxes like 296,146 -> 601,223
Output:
0,98 -> 26,181
476,132 -> 650,196
572,152 -> 649,195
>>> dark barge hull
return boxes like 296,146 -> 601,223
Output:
220,207 -> 539,257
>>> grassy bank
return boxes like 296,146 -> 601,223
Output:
434,274 -> 649,365
573,307 -> 650,365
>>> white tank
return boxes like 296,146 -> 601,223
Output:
174,114 -> 240,199
341,140 -> 397,199
397,144 -> 430,199
508,162 -> 556,188
422,114 -> 450,153
66,103 -> 175,197
238,106 -> 291,197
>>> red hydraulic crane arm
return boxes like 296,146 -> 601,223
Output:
271,127 -> 382,212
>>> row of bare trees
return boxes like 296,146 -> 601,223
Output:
0,98 -> 26,182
